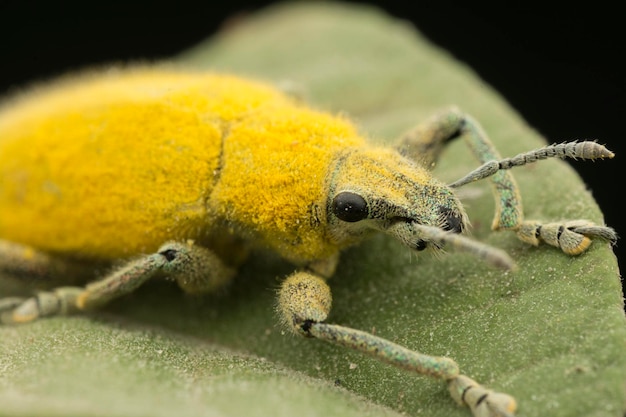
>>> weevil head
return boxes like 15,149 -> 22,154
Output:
327,147 -> 468,252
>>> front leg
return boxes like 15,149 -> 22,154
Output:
396,107 -> 524,230
277,270 -> 517,417
395,107 -> 616,253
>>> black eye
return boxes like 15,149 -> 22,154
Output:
332,192 -> 369,222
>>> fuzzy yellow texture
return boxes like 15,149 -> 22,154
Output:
336,148 -> 432,204
0,68 -> 364,262
331,148 -> 439,235
210,103 -> 365,263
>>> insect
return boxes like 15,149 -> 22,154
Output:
0,66 -> 616,417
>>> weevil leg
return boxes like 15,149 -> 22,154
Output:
0,239 -> 88,322
514,219 -> 618,255
395,107 -> 466,168
0,239 -> 96,287
396,107 -> 616,253
0,241 -> 235,324
277,270 -> 517,417
396,107 -> 523,230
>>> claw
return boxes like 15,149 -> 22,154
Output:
6,298 -> 41,323
0,287 -> 83,324
517,220 -> 616,255
0,296 -> 28,324
449,375 -> 517,417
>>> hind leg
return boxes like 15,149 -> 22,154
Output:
0,240 -> 235,324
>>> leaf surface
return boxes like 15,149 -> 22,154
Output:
1,3 -> 624,417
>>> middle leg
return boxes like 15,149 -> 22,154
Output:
277,270 -> 517,417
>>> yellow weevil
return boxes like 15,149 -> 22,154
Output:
0,67 -> 616,417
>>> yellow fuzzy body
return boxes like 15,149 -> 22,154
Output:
0,68 -> 364,264
0,68 -> 614,417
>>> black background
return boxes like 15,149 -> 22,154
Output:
1,2 -> 623,277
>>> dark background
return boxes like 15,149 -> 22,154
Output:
1,2 -> 623,275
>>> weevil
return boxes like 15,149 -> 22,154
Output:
0,67 -> 616,417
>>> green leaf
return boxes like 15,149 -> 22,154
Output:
1,3 -> 625,417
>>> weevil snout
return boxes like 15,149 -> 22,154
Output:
410,206 -> 464,251
329,187 -> 468,255
328,149 -> 469,254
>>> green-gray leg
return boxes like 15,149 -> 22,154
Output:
396,107 -> 617,254
396,108 -> 466,168
277,271 -> 517,417
1,241 -> 235,324
0,239 -> 95,285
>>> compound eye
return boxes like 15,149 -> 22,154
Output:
332,191 -> 369,222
